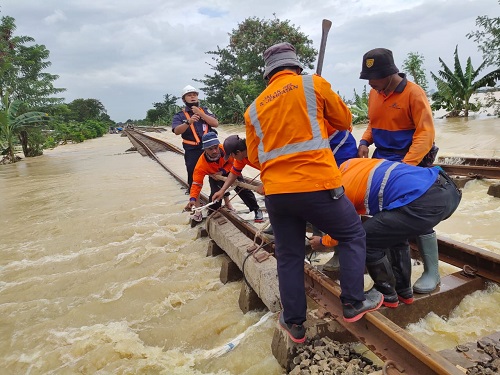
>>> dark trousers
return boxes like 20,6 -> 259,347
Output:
208,177 -> 259,212
364,171 -> 462,263
184,148 -> 204,191
265,190 -> 366,325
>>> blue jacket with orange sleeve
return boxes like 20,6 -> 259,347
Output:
321,158 -> 439,247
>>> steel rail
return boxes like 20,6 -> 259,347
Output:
304,265 -> 464,375
437,156 -> 500,168
436,163 -> 500,179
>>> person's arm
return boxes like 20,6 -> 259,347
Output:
192,106 -> 219,128
317,76 -> 352,133
212,172 -> 238,202
172,112 -> 190,135
309,235 -> 338,250
401,88 -> 435,166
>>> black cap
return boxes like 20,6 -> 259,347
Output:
360,48 -> 399,80
223,135 -> 242,160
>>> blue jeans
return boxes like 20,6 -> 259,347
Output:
265,189 -> 366,325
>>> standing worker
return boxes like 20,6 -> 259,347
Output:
245,42 -> 383,343
357,48 -> 438,167
172,85 -> 219,192
310,158 -> 462,306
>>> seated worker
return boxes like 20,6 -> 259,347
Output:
212,134 -> 264,200
310,158 -> 461,307
186,132 -> 263,222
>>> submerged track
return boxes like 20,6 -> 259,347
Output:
125,128 -> 500,375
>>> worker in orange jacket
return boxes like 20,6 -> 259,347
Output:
357,48 -> 438,167
245,42 -> 383,343
186,132 -> 262,222
211,135 -> 264,203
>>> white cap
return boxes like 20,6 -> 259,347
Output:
181,85 -> 199,98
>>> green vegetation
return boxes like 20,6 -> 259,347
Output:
430,46 -> 500,117
403,52 -> 429,94
0,15 -> 114,163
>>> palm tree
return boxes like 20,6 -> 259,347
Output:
0,93 -> 48,163
431,46 -> 500,117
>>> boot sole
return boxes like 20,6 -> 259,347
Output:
278,313 -> 306,344
382,300 -> 399,308
398,295 -> 414,304
343,297 -> 384,323
413,281 -> 441,294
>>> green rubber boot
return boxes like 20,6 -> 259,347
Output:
413,232 -> 441,294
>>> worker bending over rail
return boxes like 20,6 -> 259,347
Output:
310,158 -> 462,307
186,132 -> 263,222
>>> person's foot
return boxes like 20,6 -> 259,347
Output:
342,288 -> 383,323
224,203 -> 235,212
278,312 -> 306,344
192,211 -> 203,222
254,209 -> 264,223
397,293 -> 414,305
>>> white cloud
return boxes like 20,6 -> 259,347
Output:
1,0 -> 497,121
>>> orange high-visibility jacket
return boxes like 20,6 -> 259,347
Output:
230,157 -> 259,176
189,145 -> 233,200
245,71 -> 352,195
361,79 -> 434,166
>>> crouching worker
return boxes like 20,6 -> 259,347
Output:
212,135 -> 264,221
186,132 -> 262,222
310,158 -> 462,307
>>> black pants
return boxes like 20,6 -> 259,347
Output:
184,148 -> 204,191
208,177 -> 259,213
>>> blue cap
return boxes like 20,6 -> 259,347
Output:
202,132 -> 220,149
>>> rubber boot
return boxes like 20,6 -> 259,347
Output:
366,256 -> 399,308
389,245 -> 414,304
413,232 -> 441,294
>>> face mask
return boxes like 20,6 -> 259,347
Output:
185,101 -> 199,108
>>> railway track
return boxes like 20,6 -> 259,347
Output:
124,128 -> 500,375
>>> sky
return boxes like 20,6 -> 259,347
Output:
1,0 -> 498,122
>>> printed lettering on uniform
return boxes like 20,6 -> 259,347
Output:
366,58 -> 374,68
206,109 -> 213,115
389,103 -> 401,110
259,83 -> 299,106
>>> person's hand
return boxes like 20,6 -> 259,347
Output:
191,106 -> 203,116
185,200 -> 196,212
358,144 -> 369,158
212,190 -> 224,202
256,184 -> 265,195
309,236 -> 324,250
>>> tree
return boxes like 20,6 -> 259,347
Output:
430,46 -> 500,117
403,52 -> 429,93
0,93 -> 48,162
466,3 -> 500,67
0,15 -> 65,160
66,98 -> 112,123
0,16 -> 65,108
147,94 -> 180,125
196,15 -> 316,124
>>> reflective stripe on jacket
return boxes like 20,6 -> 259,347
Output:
322,158 -> 439,247
245,71 -> 352,195
339,158 -> 439,215
182,109 -> 209,146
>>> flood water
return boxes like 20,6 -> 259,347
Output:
1,117 -> 499,374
